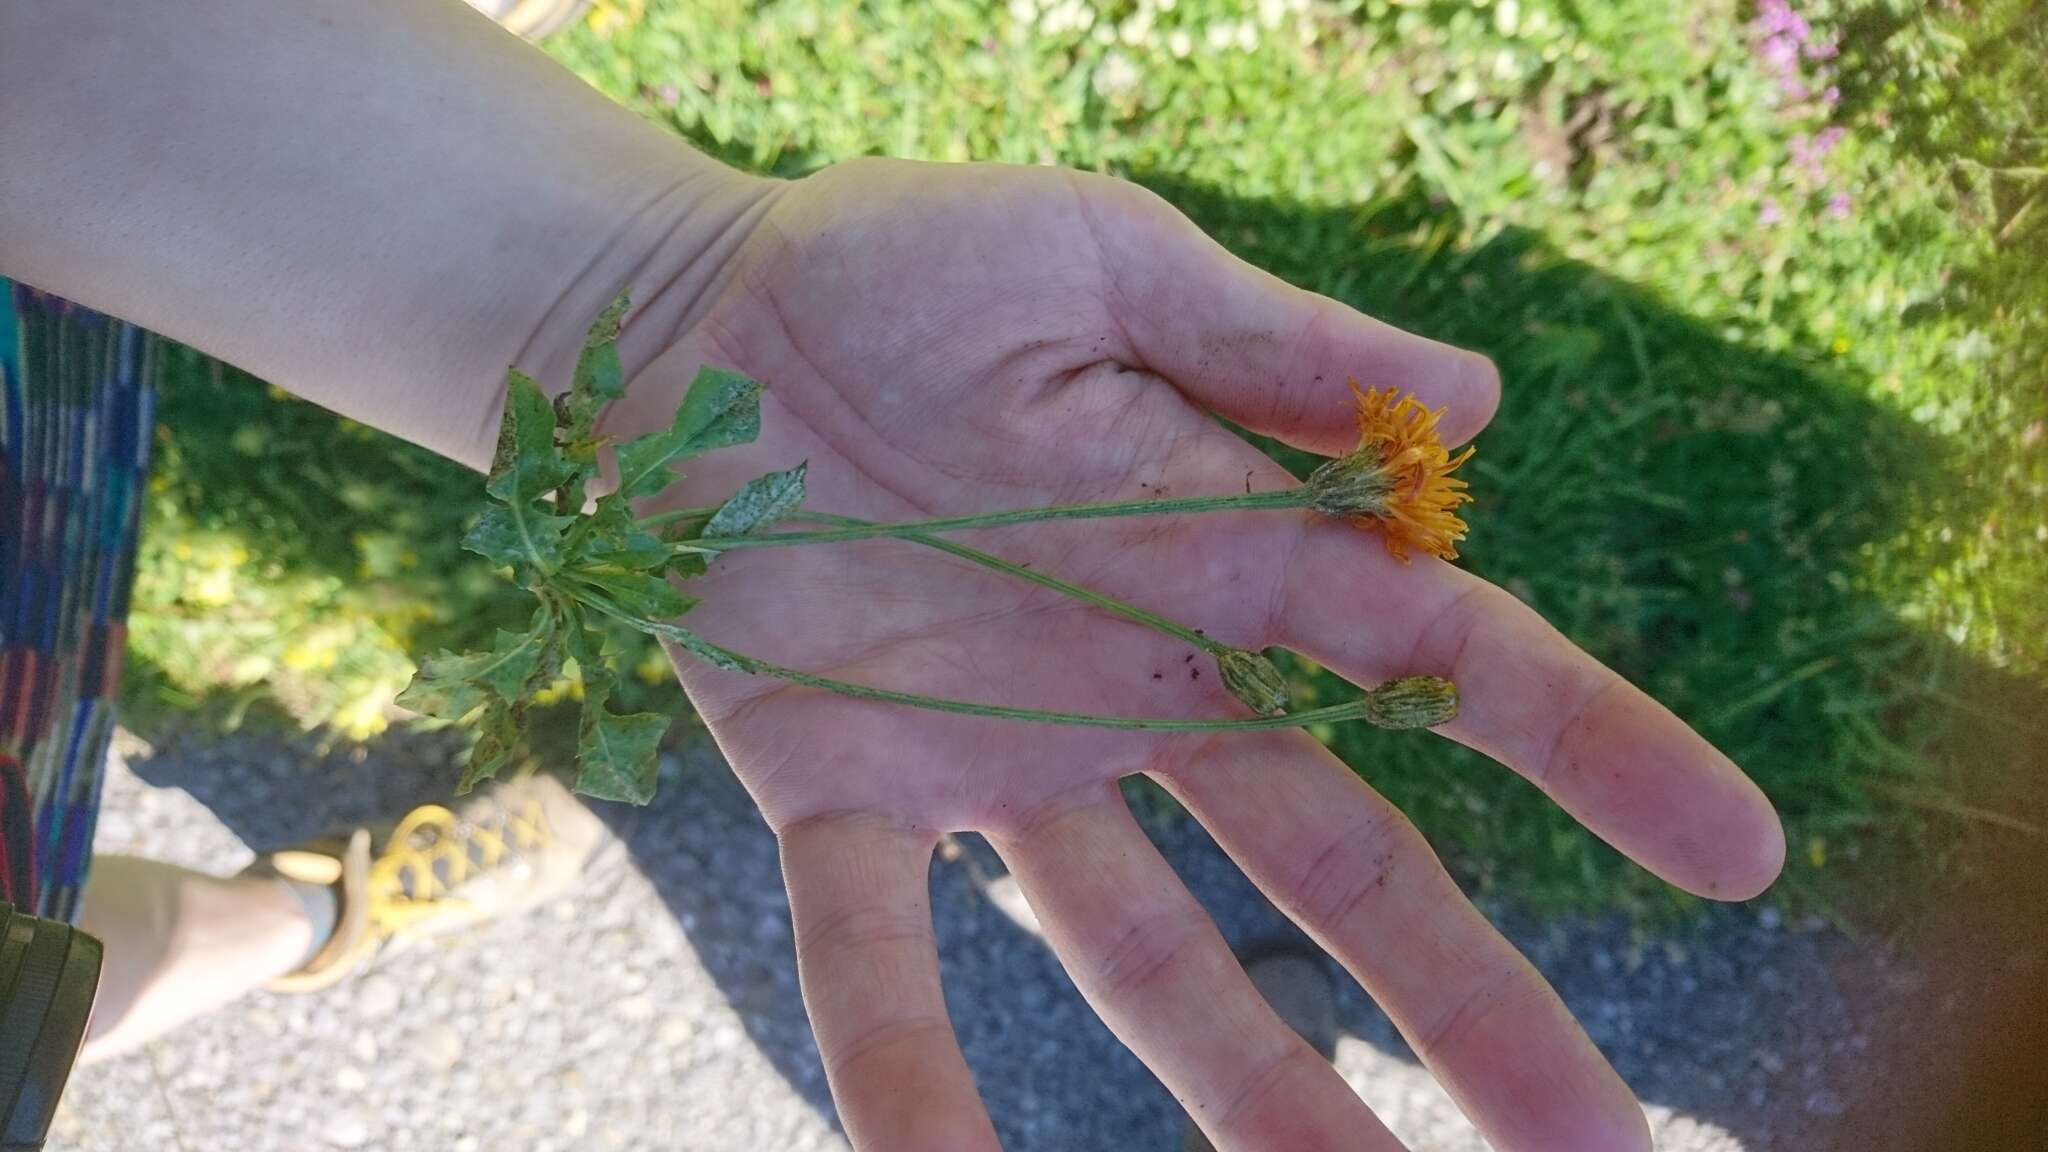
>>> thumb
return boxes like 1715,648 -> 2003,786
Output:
1079,175 -> 1500,455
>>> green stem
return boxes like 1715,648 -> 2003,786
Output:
691,634 -> 1371,731
686,487 -> 1311,552
636,504 -> 719,532
795,511 -> 1226,655
578,594 -> 1402,732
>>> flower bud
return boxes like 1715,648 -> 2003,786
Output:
1362,675 -> 1459,729
1217,648 -> 1289,717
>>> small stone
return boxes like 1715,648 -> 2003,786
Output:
335,1066 -> 368,1093
424,1025 -> 465,1069
565,1108 -> 590,1137
350,1031 -> 379,1063
658,1018 -> 691,1046
1758,905 -> 1782,931
617,994 -> 655,1022
453,1137 -> 480,1152
354,975 -> 401,1018
324,1111 -> 371,1148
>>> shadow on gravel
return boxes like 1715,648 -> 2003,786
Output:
127,726 -> 1887,1152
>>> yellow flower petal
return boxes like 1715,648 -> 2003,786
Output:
1344,382 -> 1474,563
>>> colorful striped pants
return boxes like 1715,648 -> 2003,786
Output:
0,281 -> 156,921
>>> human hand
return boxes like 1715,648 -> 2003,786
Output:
607,158 -> 1784,1152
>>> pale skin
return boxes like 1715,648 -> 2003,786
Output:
3,3 -> 1784,1149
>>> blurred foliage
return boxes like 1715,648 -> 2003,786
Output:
130,347 -> 532,739
131,0 -> 2042,914
1833,0 -> 2046,676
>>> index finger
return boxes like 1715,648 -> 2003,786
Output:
1276,520 -> 1785,900
1076,174 -> 1501,454
781,812 -> 1001,1152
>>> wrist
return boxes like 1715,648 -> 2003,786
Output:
513,163 -> 781,444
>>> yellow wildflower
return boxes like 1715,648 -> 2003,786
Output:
1305,383 -> 1475,562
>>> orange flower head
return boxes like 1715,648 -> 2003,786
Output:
1303,383 -> 1475,563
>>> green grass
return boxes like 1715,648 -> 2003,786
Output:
131,0 -> 2045,916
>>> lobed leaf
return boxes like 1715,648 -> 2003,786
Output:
476,622 -> 557,703
395,650 -> 493,721
610,367 -> 761,502
464,503 -> 577,575
559,292 -> 631,442
572,673 -> 668,804
460,700 -> 522,792
487,371 -> 576,505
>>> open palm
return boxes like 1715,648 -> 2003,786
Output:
612,159 -> 1783,1152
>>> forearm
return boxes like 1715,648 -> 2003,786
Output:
0,0 -> 764,468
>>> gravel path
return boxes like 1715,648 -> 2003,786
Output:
51,726 -> 1906,1151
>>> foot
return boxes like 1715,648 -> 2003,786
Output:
246,772 -> 611,992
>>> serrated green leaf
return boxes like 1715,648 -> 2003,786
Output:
397,608 -> 557,718
489,369 -> 554,474
561,292 -> 631,441
460,701 -> 521,792
395,650 -> 493,720
487,370 -> 574,506
463,504 -> 576,573
477,625 -> 550,702
702,462 -> 807,538
610,367 -> 761,502
573,676 -> 667,804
